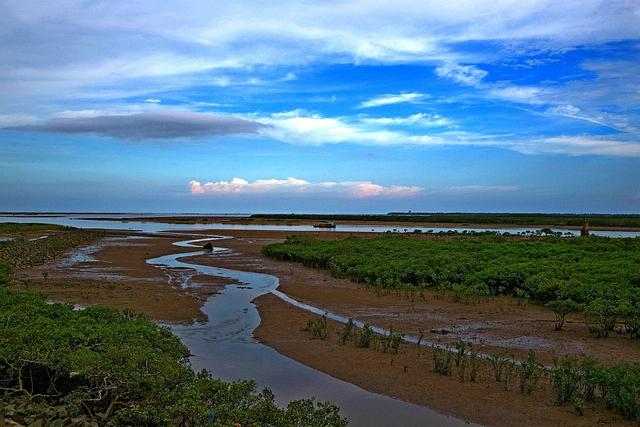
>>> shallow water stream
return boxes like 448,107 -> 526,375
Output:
147,236 -> 478,426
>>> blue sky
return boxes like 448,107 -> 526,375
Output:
1,1 -> 639,213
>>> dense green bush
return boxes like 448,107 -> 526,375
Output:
265,235 -> 640,316
584,298 -> 619,337
0,286 -> 346,426
552,356 -> 640,421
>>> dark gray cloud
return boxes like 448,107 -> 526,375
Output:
7,112 -> 267,139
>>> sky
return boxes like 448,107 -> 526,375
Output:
1,0 -> 639,213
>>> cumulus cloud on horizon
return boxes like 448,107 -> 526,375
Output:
6,112 -> 267,139
189,177 -> 423,198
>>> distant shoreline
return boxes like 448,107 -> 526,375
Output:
71,215 -> 640,232
2,212 -> 640,231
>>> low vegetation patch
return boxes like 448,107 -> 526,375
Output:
266,235 -> 640,335
552,356 -> 640,420
0,227 -> 104,270
0,222 -> 71,234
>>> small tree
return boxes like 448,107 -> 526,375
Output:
546,298 -> 580,331
584,298 -> 619,338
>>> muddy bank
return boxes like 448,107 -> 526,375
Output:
14,233 -> 234,323
254,294 -> 632,427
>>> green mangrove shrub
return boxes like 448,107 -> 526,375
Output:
355,324 -> 374,348
518,351 -> 544,394
432,347 -> 453,376
546,298 -> 581,331
303,315 -> 329,340
338,318 -> 354,345
584,298 -> 619,337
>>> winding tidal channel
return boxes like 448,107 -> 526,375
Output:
146,234 -> 477,426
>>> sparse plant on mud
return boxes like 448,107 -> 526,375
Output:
355,323 -> 374,348
433,347 -> 453,376
469,348 -> 480,382
503,360 -> 516,391
386,328 -> 403,354
489,351 -> 511,382
458,354 -> 467,382
518,351 -> 544,394
454,340 -> 468,367
304,314 -> 328,340
338,318 -> 354,345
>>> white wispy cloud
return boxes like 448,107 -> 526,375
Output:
360,113 -> 451,127
189,177 -> 422,198
435,63 -> 488,86
259,111 -> 402,146
257,110 -> 640,157
512,136 -> 640,157
487,86 -> 544,104
357,93 -> 428,108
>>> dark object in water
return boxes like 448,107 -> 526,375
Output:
313,221 -> 336,229
203,242 -> 213,250
430,328 -> 451,335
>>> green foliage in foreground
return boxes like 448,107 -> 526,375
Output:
264,235 -> 640,310
0,277 -> 346,426
0,222 -> 71,233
